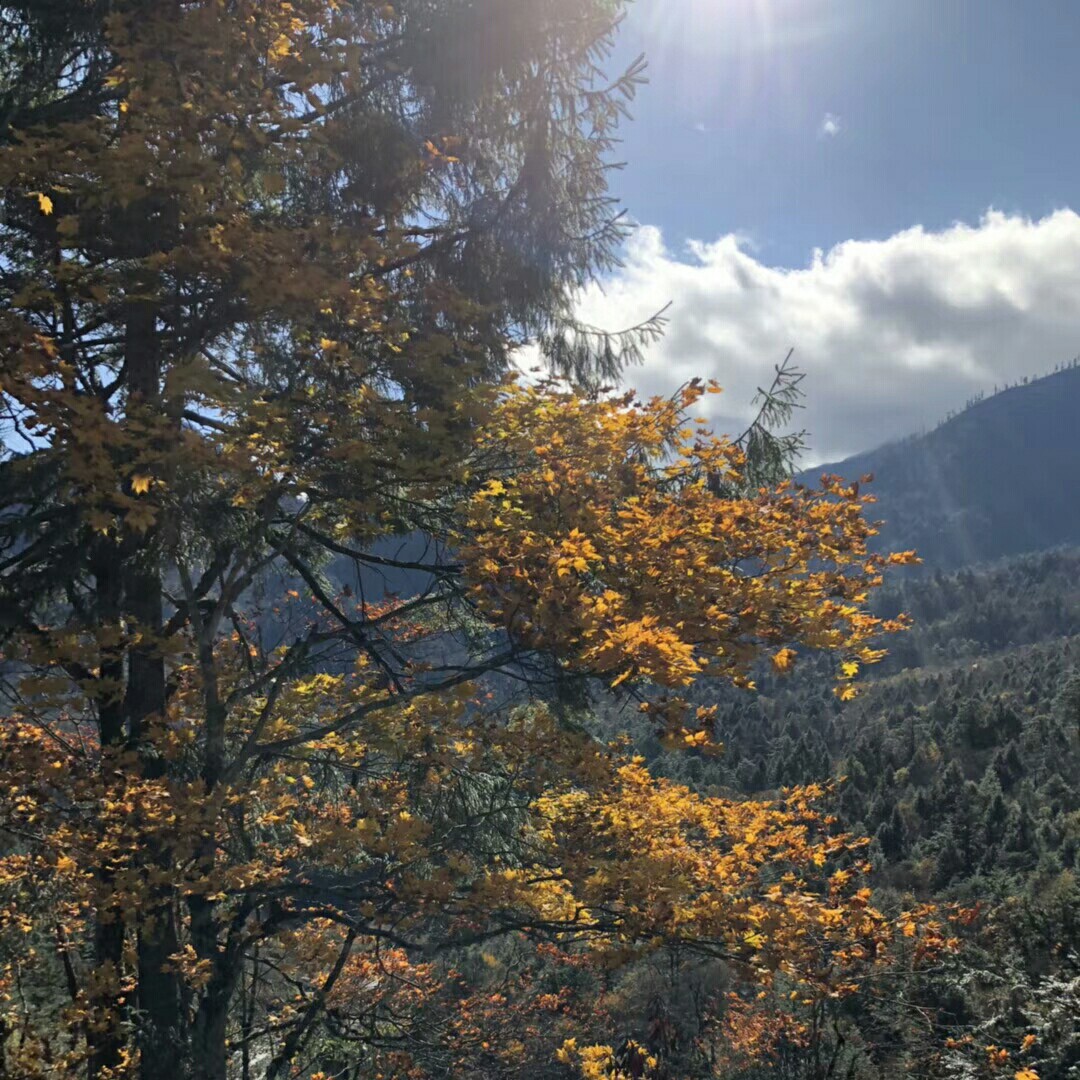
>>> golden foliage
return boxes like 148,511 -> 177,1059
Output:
0,0 -> 936,1074
459,379 -> 917,733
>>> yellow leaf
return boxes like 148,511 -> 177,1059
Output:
772,647 -> 797,673
268,33 -> 293,61
556,1040 -> 577,1065
131,474 -> 153,495
33,192 -> 53,215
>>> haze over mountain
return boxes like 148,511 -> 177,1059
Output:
801,364 -> 1080,569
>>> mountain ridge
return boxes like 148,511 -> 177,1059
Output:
798,364 -> 1080,568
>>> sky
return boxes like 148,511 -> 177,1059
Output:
578,0 -> 1080,463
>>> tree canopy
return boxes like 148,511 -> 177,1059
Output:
0,3 -> 933,1079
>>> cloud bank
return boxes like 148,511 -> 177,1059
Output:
572,210 -> 1080,463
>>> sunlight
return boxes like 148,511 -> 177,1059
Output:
633,0 -> 835,57
627,0 -> 839,126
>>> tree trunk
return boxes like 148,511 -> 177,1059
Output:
123,286 -> 189,1080
88,543 -> 127,1080
136,913 -> 184,1079
189,950 -> 233,1080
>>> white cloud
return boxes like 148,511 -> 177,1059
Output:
571,210 -> 1080,464
819,112 -> 842,137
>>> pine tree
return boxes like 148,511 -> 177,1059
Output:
0,3 -> 653,1075
0,4 -> 926,1078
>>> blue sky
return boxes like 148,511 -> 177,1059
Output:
614,0 -> 1080,265
575,1 -> 1080,461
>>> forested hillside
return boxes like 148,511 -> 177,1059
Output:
626,549 -> 1078,869
806,366 -> 1080,568
593,548 -> 1080,1080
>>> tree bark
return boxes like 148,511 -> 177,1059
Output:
123,284 -> 189,1079
189,945 -> 234,1080
88,542 -> 127,1080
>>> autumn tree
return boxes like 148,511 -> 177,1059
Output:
0,2 -> 928,1079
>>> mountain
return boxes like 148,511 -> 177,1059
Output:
801,365 -> 1080,568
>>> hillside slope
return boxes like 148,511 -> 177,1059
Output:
803,366 -> 1080,568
